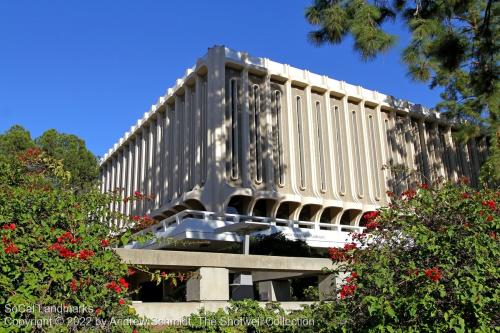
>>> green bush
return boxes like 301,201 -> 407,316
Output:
0,148 -> 146,332
295,181 -> 499,332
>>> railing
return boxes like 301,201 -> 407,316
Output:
135,210 -> 365,236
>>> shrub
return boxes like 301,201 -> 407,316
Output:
295,181 -> 499,332
0,148 -> 145,332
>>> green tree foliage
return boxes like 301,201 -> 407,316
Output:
305,0 -> 499,181
0,148 -> 139,332
294,181 -> 499,332
35,129 -> 99,191
0,125 -> 99,190
0,125 -> 35,157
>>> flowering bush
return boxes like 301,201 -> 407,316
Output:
0,148 -> 150,332
296,181 -> 499,332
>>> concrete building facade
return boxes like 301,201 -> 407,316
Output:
99,46 -> 487,246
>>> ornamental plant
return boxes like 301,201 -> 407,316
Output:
0,148 -> 154,332
295,180 -> 499,332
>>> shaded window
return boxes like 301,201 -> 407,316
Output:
315,102 -> 326,192
333,106 -> 345,194
367,115 -> 381,199
229,79 -> 239,179
201,80 -> 207,185
351,111 -> 364,196
273,91 -> 284,186
251,85 -> 263,183
296,96 -> 306,189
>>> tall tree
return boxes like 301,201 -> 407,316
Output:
0,125 -> 35,157
305,0 -> 499,181
0,126 -> 99,190
35,129 -> 99,190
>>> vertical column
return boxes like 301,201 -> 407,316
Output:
184,85 -> 191,193
133,134 -> 141,215
194,76 -> 202,188
468,139 -> 480,186
444,127 -> 458,182
374,105 -> 388,202
155,113 -> 163,208
324,92 -> 340,200
359,101 -> 376,203
173,96 -> 182,200
305,85 -> 320,198
203,46 -> 226,213
403,115 -> 418,186
126,141 -> 134,217
263,74 -> 274,190
284,78 -> 298,193
140,128 -> 147,215
120,148 -> 128,223
342,96 -> 360,203
241,68 -> 251,188
147,121 -> 155,214
163,109 -> 171,203
190,87 -> 197,190
417,120 -> 431,181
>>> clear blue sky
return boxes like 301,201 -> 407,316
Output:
0,0 -> 441,157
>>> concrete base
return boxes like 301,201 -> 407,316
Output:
132,301 -> 315,323
258,280 -> 291,301
187,267 -> 229,301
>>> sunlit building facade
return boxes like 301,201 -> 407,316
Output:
99,46 -> 486,249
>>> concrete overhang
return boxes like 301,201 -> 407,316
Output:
114,248 -> 333,272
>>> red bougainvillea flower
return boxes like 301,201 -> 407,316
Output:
363,211 -> 378,221
127,267 -> 136,276
119,298 -> 126,305
100,239 -> 110,247
328,248 -> 346,262
4,242 -> 20,254
402,189 -> 417,200
346,272 -> 358,283
78,249 -> 95,260
462,192 -> 471,199
118,277 -> 129,289
482,200 -> 496,210
340,284 -> 357,299
343,243 -> 357,251
486,215 -> 494,222
131,215 -> 141,222
2,223 -> 16,231
59,247 -> 76,258
106,281 -> 122,293
133,191 -> 143,198
424,267 -> 442,282
70,279 -> 78,292
365,221 -> 379,229
95,308 -> 102,315
418,183 -> 429,190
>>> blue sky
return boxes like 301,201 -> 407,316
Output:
0,1 -> 441,157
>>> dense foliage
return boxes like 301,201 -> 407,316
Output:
305,0 -> 499,181
0,148 -> 144,332
0,125 -> 99,190
293,181 -> 499,332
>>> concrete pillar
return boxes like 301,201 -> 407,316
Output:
258,280 -> 291,301
318,272 -> 348,301
155,114 -> 162,207
186,267 -> 229,301
230,273 -> 254,300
